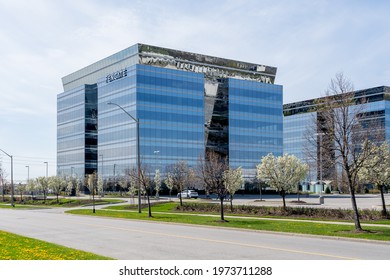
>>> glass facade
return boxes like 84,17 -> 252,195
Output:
386,98 -> 390,142
283,86 -> 390,189
98,64 -> 204,179
229,79 -> 283,178
57,84 -> 97,180
283,111 -> 317,182
58,43 -> 283,185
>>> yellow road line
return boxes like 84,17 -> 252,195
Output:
73,220 -> 359,260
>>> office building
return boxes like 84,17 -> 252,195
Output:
283,86 -> 390,191
57,44 -> 283,186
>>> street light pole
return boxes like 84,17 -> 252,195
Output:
43,161 -> 48,178
0,148 -> 14,207
113,163 -> 117,190
100,154 -> 104,196
107,101 -> 142,213
25,165 -> 29,184
154,150 -> 160,171
316,133 -> 325,204
26,165 -> 31,198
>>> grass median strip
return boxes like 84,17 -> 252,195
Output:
0,198 -> 124,208
0,230 -> 113,260
66,206 -> 390,242
104,202 -> 390,225
0,204 -> 40,209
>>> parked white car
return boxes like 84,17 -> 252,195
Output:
177,190 -> 199,199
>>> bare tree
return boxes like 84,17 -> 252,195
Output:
197,151 -> 229,221
166,161 -> 191,207
307,73 -> 383,231
87,172 -> 97,213
128,165 -> 153,217
0,162 -> 8,201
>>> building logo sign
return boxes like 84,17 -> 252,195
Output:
106,69 -> 128,83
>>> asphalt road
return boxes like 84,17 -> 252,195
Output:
1,207 -> 390,260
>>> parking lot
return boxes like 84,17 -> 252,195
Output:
184,193 -> 390,210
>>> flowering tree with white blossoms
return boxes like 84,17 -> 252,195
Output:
165,172 -> 174,201
154,169 -> 161,200
257,153 -> 309,210
75,180 -> 81,196
223,166 -> 244,212
97,176 -> 103,197
358,141 -> 390,217
36,177 -> 49,203
66,177 -> 74,196
49,176 -> 67,203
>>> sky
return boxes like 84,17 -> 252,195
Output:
0,0 -> 389,183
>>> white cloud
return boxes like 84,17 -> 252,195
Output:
0,0 -> 389,180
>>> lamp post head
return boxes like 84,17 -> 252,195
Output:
107,101 -> 138,123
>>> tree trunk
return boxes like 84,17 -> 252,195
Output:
379,185 -> 388,218
92,186 -> 96,213
349,184 -> 362,231
146,189 -> 152,218
56,193 -> 59,204
220,197 -> 225,221
230,194 -> 233,212
179,191 -> 183,207
259,185 -> 263,201
281,190 -> 286,211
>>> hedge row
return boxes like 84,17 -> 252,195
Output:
176,203 -> 385,221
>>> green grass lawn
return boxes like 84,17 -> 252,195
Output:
0,198 -> 124,208
105,202 -> 390,225
0,230 -> 113,260
0,204 -> 43,209
105,201 -> 177,212
67,205 -> 390,242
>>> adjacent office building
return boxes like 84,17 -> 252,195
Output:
57,44 -> 283,184
283,86 -> 390,191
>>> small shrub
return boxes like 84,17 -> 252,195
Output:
369,189 -> 381,194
